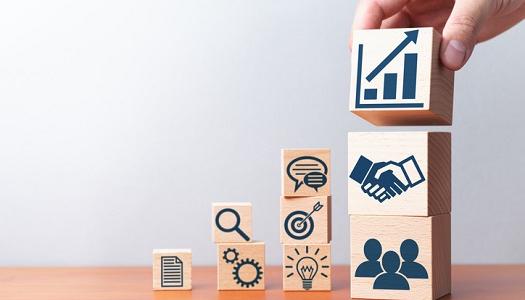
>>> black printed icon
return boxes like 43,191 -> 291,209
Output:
287,156 -> 328,192
284,201 -> 324,240
222,248 -> 263,288
285,246 -> 329,290
215,208 -> 250,241
160,256 -> 184,288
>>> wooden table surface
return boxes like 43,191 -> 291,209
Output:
1,265 -> 524,300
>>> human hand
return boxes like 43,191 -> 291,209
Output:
350,0 -> 525,70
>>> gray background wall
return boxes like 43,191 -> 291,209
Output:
1,1 -> 524,266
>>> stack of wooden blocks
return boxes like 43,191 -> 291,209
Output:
212,202 -> 265,290
349,28 -> 454,299
280,149 -> 332,291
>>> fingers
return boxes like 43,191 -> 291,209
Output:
440,0 -> 492,70
350,0 -> 410,49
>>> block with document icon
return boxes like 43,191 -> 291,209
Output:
152,249 -> 192,290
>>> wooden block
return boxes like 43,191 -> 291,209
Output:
217,242 -> 265,290
280,196 -> 331,244
281,149 -> 331,197
212,202 -> 252,243
350,27 -> 454,125
152,249 -> 192,290
350,214 -> 451,300
348,132 -> 450,216
282,244 -> 331,291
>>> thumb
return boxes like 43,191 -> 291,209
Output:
441,0 -> 492,70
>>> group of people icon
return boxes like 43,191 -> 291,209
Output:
355,238 -> 428,290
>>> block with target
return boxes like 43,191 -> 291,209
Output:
280,196 -> 331,244
283,244 -> 331,291
217,242 -> 265,290
281,149 -> 331,197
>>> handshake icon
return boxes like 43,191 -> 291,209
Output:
349,155 -> 425,203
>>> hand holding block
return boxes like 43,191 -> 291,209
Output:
350,27 -> 454,125
283,244 -> 331,291
152,249 -> 192,290
280,196 -> 331,244
217,242 -> 265,290
350,215 -> 450,300
212,202 -> 252,243
281,149 -> 331,197
348,132 -> 450,216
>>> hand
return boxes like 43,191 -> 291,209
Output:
362,161 -> 409,202
350,0 -> 525,70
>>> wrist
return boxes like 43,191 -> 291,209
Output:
400,155 -> 425,187
350,155 -> 373,184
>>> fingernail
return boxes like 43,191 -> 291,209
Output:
443,40 -> 467,69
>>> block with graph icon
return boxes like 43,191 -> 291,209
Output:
348,132 -> 450,217
152,249 -> 192,290
282,244 -> 331,291
280,196 -> 331,244
350,27 -> 454,125
281,149 -> 331,197
212,202 -> 253,243
350,214 -> 450,300
217,242 -> 265,290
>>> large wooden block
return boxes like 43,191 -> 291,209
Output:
152,249 -> 192,290
280,196 -> 331,244
281,149 -> 331,197
217,242 -> 265,290
212,202 -> 252,243
350,27 -> 454,125
350,214 -> 451,300
283,244 -> 331,291
348,132 -> 450,216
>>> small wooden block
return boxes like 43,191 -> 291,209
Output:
280,196 -> 331,244
152,249 -> 192,290
282,244 -> 331,291
212,202 -> 252,243
348,132 -> 450,216
217,242 -> 265,290
281,149 -> 331,197
350,214 -> 451,300
350,27 -> 454,125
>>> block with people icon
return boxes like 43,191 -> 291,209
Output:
350,214 -> 450,300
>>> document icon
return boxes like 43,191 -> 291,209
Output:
161,256 -> 183,287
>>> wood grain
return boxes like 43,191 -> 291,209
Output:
0,266 -> 524,300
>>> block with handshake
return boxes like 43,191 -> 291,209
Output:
348,132 -> 451,217
350,155 -> 425,203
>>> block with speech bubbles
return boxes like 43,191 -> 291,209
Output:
281,149 -> 331,197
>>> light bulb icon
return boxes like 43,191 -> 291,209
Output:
296,256 -> 318,290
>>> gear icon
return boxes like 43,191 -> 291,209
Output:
222,248 -> 240,264
232,258 -> 263,288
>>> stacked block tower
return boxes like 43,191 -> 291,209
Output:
280,149 -> 332,291
348,28 -> 454,299
212,202 -> 265,290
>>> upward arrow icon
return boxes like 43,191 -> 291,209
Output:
365,30 -> 419,82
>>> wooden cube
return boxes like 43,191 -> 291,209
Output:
348,132 -> 450,216
283,244 -> 331,291
217,242 -> 265,290
212,202 -> 252,243
280,196 -> 331,244
152,249 -> 192,290
281,149 -> 331,197
350,214 -> 450,300
350,27 -> 454,125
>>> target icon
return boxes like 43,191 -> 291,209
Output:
284,201 -> 324,240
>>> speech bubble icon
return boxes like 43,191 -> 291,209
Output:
286,156 -> 328,192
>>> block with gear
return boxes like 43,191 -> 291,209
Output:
217,242 -> 265,290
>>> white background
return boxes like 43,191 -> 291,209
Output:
1,0 -> 524,266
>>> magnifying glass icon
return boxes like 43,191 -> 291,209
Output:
215,208 -> 250,241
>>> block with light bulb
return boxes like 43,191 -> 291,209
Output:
282,244 -> 331,291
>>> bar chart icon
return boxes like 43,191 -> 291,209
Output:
354,30 -> 424,108
161,256 -> 184,287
